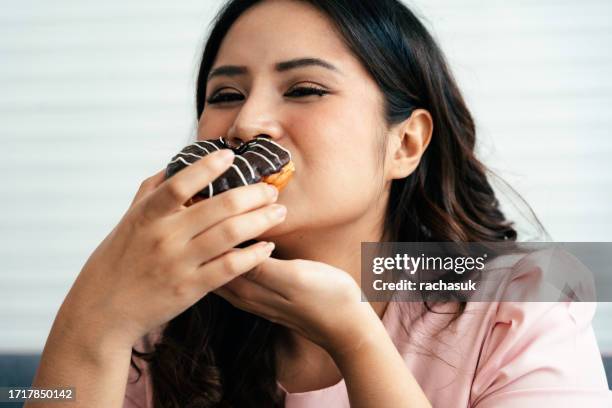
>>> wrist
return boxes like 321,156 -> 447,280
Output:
325,302 -> 386,363
51,303 -> 135,366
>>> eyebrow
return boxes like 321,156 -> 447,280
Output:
207,57 -> 341,81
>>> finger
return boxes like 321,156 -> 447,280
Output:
213,287 -> 255,312
243,257 -> 299,291
223,276 -> 290,305
213,286 -> 285,324
171,182 -> 278,240
195,240 -> 275,292
141,149 -> 234,221
185,203 -> 286,266
129,168 -> 167,209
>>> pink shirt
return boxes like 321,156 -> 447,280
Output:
123,250 -> 612,407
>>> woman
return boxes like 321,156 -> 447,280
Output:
29,0 -> 610,407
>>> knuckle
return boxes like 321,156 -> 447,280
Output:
221,191 -> 244,214
133,202 -> 154,226
171,281 -> 191,299
142,175 -> 156,188
138,179 -> 149,192
165,180 -> 189,203
221,252 -> 241,275
138,174 -> 162,194
220,221 -> 242,243
150,230 -> 173,254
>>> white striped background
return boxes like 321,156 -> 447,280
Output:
1,0 -> 611,352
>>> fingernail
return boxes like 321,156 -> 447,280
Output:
264,241 -> 275,253
271,204 -> 287,219
255,241 -> 274,253
266,184 -> 279,199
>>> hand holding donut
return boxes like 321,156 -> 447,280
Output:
56,147 -> 288,350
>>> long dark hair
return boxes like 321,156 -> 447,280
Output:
130,0 -> 548,406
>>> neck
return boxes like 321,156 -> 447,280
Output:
272,190 -> 393,316
272,193 -> 389,289
271,198 -> 391,386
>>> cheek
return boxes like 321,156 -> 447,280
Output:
295,104 -> 380,180
287,96 -> 382,189
291,126 -> 381,220
288,95 -> 381,158
197,109 -> 236,139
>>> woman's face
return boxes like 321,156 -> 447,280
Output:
197,0 -> 391,241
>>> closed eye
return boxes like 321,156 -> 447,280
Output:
206,85 -> 329,105
206,90 -> 243,104
284,86 -> 329,98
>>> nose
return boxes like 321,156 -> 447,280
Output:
225,93 -> 283,146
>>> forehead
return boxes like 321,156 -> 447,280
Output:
214,0 -> 356,70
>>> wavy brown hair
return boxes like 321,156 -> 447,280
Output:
130,0 -> 548,406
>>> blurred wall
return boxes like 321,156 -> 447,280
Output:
1,0 -> 611,352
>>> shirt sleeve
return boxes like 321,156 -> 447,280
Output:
122,353 -> 149,408
470,250 -> 612,407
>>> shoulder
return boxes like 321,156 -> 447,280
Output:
385,248 -> 611,406
469,249 -> 610,406
483,245 -> 597,302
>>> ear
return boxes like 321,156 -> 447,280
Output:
386,109 -> 433,180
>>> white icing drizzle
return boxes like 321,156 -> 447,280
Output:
244,150 -> 277,170
235,155 -> 256,179
200,140 -> 220,151
196,140 -> 249,186
174,152 -> 204,160
169,156 -> 195,166
251,144 -> 281,165
191,142 -> 210,154
231,164 -> 248,186
255,137 -> 292,161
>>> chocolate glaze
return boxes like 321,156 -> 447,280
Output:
164,136 -> 292,199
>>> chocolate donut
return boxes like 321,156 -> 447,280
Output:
165,135 -> 295,203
